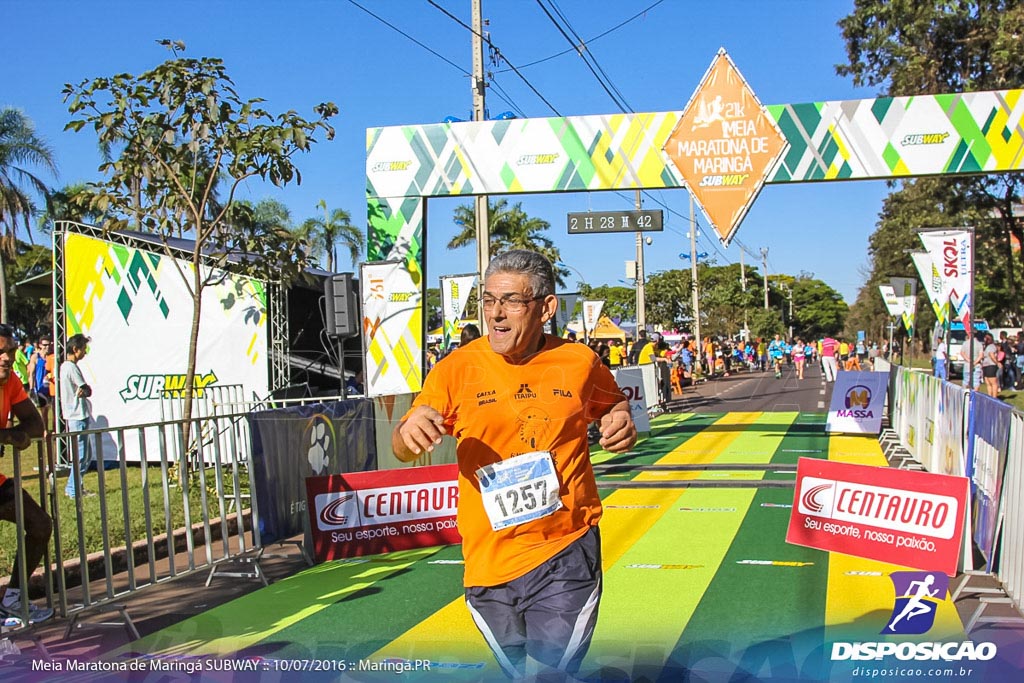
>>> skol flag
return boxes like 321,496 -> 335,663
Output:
910,251 -> 948,325
878,284 -> 901,317
890,277 -> 917,337
554,294 -> 578,336
919,229 -> 972,327
440,274 -> 476,351
582,300 -> 605,336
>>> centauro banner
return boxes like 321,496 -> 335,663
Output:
62,232 -> 268,461
786,457 -> 969,576
440,274 -> 476,352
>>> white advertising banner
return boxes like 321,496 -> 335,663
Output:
826,371 -> 889,435
440,274 -> 476,352
878,284 -> 901,317
890,277 -> 917,335
911,251 -> 948,325
62,232 -> 269,461
582,300 -> 605,337
554,294 -> 578,337
361,261 -> 423,397
919,229 -> 972,324
611,366 -> 650,434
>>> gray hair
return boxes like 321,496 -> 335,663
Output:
485,250 -> 556,298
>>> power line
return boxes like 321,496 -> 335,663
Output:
534,0 -> 634,113
426,0 -> 562,116
345,0 -> 469,76
504,0 -> 668,71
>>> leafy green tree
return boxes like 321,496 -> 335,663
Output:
643,268 -> 691,329
3,242 -> 53,334
0,107 -> 58,322
748,308 -> 785,340
449,198 -> 567,287
64,40 -> 337,452
300,199 -> 362,272
790,276 -> 847,338
838,1 -> 1024,328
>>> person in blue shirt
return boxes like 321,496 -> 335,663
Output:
768,334 -> 786,379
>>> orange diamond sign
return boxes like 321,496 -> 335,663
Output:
663,49 -> 787,245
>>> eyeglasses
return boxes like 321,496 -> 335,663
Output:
480,294 -> 544,313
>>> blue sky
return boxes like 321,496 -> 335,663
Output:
3,0 -> 890,304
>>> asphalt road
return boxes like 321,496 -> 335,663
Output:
670,359 -> 836,413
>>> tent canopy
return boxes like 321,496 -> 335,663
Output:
566,315 -> 626,342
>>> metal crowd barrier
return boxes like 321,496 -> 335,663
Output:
2,410 -> 266,646
888,364 -> 1024,631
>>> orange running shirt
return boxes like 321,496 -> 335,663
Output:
0,378 -> 30,486
407,335 -> 625,587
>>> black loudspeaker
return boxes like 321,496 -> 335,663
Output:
324,273 -> 359,339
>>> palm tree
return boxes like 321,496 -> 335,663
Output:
0,108 -> 58,322
300,200 -> 363,272
448,198 -> 567,287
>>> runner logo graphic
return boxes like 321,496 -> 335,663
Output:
883,571 -> 949,635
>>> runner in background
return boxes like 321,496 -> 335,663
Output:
392,250 -> 636,680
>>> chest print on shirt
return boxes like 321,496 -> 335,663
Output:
516,406 -> 552,450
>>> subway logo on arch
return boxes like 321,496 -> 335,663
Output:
796,476 -> 958,540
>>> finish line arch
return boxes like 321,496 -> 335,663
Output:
363,57 -> 1024,397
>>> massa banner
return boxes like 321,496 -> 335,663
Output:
826,371 -> 888,435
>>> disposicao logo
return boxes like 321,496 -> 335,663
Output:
883,571 -> 948,635
831,571 -> 997,662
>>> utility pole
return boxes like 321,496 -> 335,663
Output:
761,247 -> 769,310
472,0 -> 490,333
635,190 -> 646,333
689,192 -> 701,372
740,249 -> 748,339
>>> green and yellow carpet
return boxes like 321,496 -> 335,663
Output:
122,412 -> 972,681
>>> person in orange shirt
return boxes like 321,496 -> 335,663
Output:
0,325 -> 53,623
393,250 -> 636,680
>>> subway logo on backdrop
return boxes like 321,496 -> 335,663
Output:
120,371 -> 220,401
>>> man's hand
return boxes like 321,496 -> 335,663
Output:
598,402 -> 636,453
392,405 -> 448,462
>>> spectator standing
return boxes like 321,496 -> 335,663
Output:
26,336 -> 52,430
13,338 -> 30,390
1015,331 -> 1024,390
0,325 -> 53,623
981,333 -> 1000,398
60,334 -> 95,499
627,330 -> 648,365
933,335 -> 948,381
608,339 -> 624,368
998,331 -> 1016,390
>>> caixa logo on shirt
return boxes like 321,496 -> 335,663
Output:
119,371 -> 219,401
